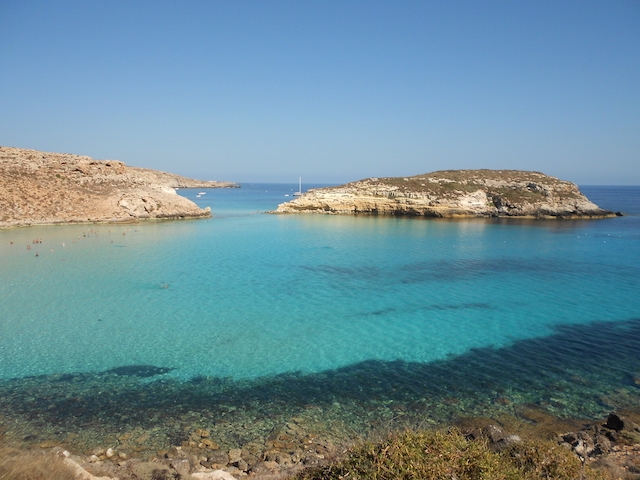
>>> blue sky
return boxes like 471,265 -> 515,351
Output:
1,1 -> 639,184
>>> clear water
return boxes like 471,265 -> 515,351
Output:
1,184 -> 639,453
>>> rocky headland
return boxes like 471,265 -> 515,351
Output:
275,170 -> 616,218
0,146 -> 237,228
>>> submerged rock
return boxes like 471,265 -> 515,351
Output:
104,365 -> 174,377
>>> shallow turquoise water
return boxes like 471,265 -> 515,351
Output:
1,185 -> 639,383
1,184 -> 639,453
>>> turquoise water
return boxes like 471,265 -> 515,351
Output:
1,185 -> 639,381
0,184 -> 639,453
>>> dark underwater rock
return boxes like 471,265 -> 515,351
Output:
104,365 -> 174,378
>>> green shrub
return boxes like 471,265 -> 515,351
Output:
296,429 -> 520,480
295,429 -> 608,480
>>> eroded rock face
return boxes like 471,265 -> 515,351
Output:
274,170 -> 615,219
0,146 -> 237,227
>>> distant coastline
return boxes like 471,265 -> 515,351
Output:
0,146 -> 238,228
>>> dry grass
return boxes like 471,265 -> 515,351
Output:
0,446 -> 78,480
294,428 -> 610,480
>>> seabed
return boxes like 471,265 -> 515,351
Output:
1,318 -> 639,464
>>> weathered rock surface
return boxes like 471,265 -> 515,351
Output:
0,146 -> 237,228
274,170 -> 616,218
559,412 -> 640,478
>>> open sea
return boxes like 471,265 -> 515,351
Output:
0,184 -> 639,456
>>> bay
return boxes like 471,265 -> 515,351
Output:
0,184 -> 639,454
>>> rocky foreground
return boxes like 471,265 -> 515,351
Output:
275,170 -> 616,218
3,411 -> 640,480
0,146 -> 237,228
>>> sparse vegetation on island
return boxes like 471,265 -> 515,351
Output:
275,169 -> 617,218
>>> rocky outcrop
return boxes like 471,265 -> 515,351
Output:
274,170 -> 616,219
559,412 -> 640,475
0,146 -> 238,228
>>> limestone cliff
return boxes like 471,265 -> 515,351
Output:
0,146 -> 238,228
274,170 -> 615,218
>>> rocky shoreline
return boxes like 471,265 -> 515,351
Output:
0,146 -> 237,228
3,410 -> 640,479
274,170 -> 618,218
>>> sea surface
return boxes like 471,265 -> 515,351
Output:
0,184 -> 639,455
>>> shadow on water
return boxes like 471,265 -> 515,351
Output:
103,365 -> 175,377
303,255 -> 639,286
1,318 -> 639,450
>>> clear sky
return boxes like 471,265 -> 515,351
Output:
1,1 -> 639,184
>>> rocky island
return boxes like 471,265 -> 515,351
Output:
274,170 -> 616,218
0,146 -> 237,228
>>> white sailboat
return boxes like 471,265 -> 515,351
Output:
293,177 -> 303,196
